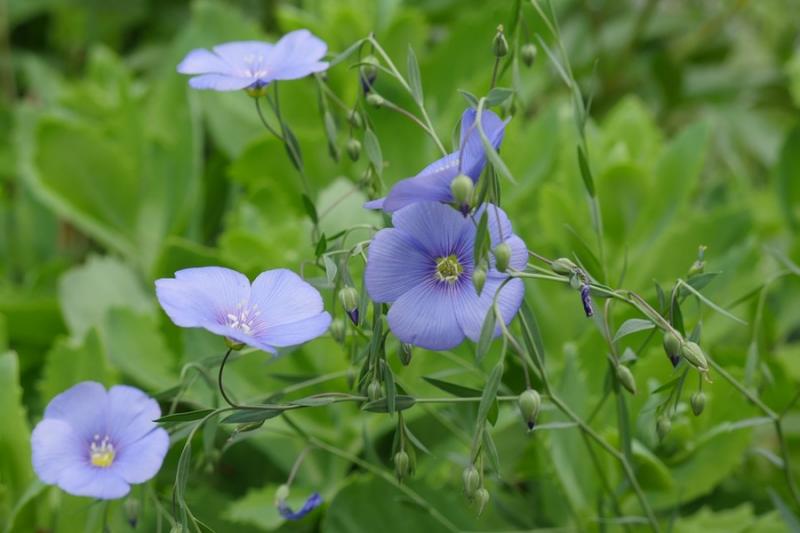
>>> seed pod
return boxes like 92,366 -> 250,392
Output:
367,380 -> 382,402
346,138 -> 361,161
690,391 -> 706,416
394,450 -> 410,480
680,341 -> 709,373
462,465 -> 480,497
662,331 -> 682,368
521,43 -> 537,67
366,93 -> 384,107
329,318 -> 346,343
656,415 -> 671,440
551,257 -> 577,275
473,266 -> 487,295
616,365 -> 637,395
398,343 -> 413,366
493,25 -> 508,57
517,389 -> 541,430
475,488 -> 490,515
450,174 -> 474,207
494,242 -> 512,273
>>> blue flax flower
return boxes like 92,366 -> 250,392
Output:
278,492 -> 323,520
31,382 -> 169,500
155,267 -> 331,353
365,202 -> 527,350
364,108 -> 506,213
177,30 -> 328,92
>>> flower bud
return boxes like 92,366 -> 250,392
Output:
124,498 -> 140,528
450,174 -> 474,207
662,331 -> 681,368
473,266 -> 487,295
225,337 -> 245,351
367,380 -> 382,401
398,343 -> 413,366
475,488 -> 490,515
275,484 -> 290,504
680,341 -> 709,373
494,242 -> 512,272
339,287 -> 359,325
329,318 -> 346,343
521,43 -> 537,67
656,416 -> 671,440
366,93 -> 384,107
616,365 -> 637,395
580,284 -> 594,317
690,391 -> 706,416
551,257 -> 577,275
462,465 -> 481,497
348,109 -> 363,129
493,25 -> 508,57
346,138 -> 361,161
360,55 -> 379,89
394,450 -> 410,480
518,389 -> 541,430
688,259 -> 705,278
569,274 -> 581,290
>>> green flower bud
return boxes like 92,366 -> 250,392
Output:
394,450 -> 410,480
346,138 -> 361,161
521,43 -> 537,67
569,274 -> 581,290
367,380 -> 382,402
330,318 -> 346,343
339,287 -> 358,312
616,365 -> 637,395
225,337 -> 245,351
662,331 -> 682,367
475,488 -> 490,515
275,484 -> 290,503
450,174 -> 474,207
690,391 -> 706,416
398,343 -> 413,366
517,389 -> 541,430
462,465 -> 480,497
360,55 -> 379,82
551,257 -> 577,275
680,341 -> 709,373
124,498 -> 140,528
348,109 -> 363,129
688,259 -> 705,278
473,266 -> 487,295
656,415 -> 671,440
366,93 -> 384,107
494,242 -> 512,273
493,25 -> 508,57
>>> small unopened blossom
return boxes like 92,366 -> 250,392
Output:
177,30 -> 328,92
31,382 -> 169,500
156,267 -> 331,353
278,491 -> 323,520
364,108 -> 507,213
580,284 -> 593,317
365,202 -> 526,350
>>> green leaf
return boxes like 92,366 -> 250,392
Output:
679,272 -> 720,297
301,194 -> 319,224
0,352 -> 34,512
477,101 -> 516,183
362,395 -> 416,413
382,360 -> 397,414
222,408 -> 284,424
769,488 -> 800,532
364,129 -> 383,177
156,409 -> 216,423
422,377 -> 482,397
576,145 -> 596,197
776,126 -> 800,231
458,89 -> 479,108
38,330 -> 114,401
677,279 -> 747,326
473,210 -> 490,266
613,318 -> 656,343
406,45 -> 424,105
476,363 -> 503,432
485,87 -> 514,107
476,308 -> 497,362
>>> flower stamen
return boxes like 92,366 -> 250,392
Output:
90,434 -> 115,468
435,255 -> 463,283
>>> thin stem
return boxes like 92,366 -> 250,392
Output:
217,348 -> 241,409
254,97 -> 283,140
286,446 -> 312,487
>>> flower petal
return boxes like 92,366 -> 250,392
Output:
459,108 -> 506,179
363,197 -> 386,210
455,276 -> 525,342
268,30 -> 327,69
31,419 -> 85,485
155,267 -> 251,329
113,428 -> 170,485
365,228 -> 433,302
106,385 -> 163,447
187,74 -> 256,91
212,41 -> 274,70
57,463 -> 130,500
257,312 -> 332,348
43,381 -> 107,437
279,492 -> 323,520
177,48 -> 232,75
249,269 -> 326,331
387,281 -> 465,350
382,153 -> 460,213
391,202 -> 472,258
269,61 -> 329,81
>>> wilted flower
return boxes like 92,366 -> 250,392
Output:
365,202 -> 526,350
155,267 -> 331,353
177,30 -> 328,92
364,108 -> 506,213
278,491 -> 323,520
31,382 -> 169,500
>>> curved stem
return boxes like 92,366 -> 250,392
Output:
217,348 -> 241,409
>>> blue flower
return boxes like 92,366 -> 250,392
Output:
31,382 -> 169,500
365,202 -> 527,350
278,491 -> 323,520
364,108 -> 506,213
155,267 -> 331,353
177,30 -> 329,92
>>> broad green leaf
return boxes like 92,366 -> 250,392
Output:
613,318 -> 656,343
38,330 -> 114,402
0,352 -> 34,518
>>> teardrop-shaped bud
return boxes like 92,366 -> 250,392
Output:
450,174 -> 474,207
662,331 -> 682,368
398,343 -> 413,366
517,389 -> 541,430
348,109 -> 363,129
346,138 -> 361,162
690,391 -> 706,416
367,380 -> 382,402
493,25 -> 508,57
475,488 -> 490,515
521,43 -> 537,67
473,266 -> 487,295
329,318 -> 346,343
462,465 -> 480,497
616,365 -> 637,395
366,93 -> 384,107
551,257 -> 577,275
494,242 -> 512,273
680,341 -> 709,373
394,450 -> 410,480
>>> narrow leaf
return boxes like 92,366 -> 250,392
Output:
678,279 -> 747,325
156,409 -> 215,424
406,45 -> 424,105
612,318 -> 655,343
476,309 -> 497,362
362,395 -> 416,413
363,129 -> 383,177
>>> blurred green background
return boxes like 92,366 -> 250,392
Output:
2,0 -> 800,531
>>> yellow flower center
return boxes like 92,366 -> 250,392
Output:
435,255 -> 463,283
90,435 -> 115,468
